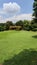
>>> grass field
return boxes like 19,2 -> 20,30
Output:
0,30 -> 37,64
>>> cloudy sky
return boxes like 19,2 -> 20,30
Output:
0,0 -> 34,23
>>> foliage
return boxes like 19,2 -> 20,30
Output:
4,21 -> 14,30
32,28 -> 37,31
0,23 -> 5,31
15,20 -> 24,29
0,26 -> 4,31
31,0 -> 37,31
0,21 -> 14,31
0,20 -> 37,31
23,20 -> 31,31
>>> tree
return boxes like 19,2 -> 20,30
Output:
23,20 -> 31,31
4,21 -> 13,30
0,26 -> 4,31
15,20 -> 24,29
6,21 -> 14,26
31,0 -> 37,31
23,20 -> 29,26
0,23 -> 5,31
33,0 -> 37,23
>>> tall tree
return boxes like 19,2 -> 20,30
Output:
15,20 -> 24,27
4,21 -> 14,30
31,0 -> 37,31
33,0 -> 37,23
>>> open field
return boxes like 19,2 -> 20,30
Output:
0,30 -> 37,64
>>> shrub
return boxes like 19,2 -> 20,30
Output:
0,26 -> 4,31
32,28 -> 37,31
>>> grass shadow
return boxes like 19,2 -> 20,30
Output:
3,49 -> 37,65
32,35 -> 37,38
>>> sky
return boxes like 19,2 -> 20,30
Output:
0,0 -> 34,23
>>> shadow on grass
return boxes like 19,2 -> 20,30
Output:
3,49 -> 37,65
32,35 -> 37,38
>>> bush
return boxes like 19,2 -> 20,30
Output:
32,28 -> 37,31
24,27 -> 30,31
15,20 -> 23,29
23,24 -> 31,31
0,26 -> 4,31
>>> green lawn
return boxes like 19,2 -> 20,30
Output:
0,30 -> 37,63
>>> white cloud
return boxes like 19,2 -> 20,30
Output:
0,16 -> 2,20
0,16 -> 4,23
6,14 -> 32,23
0,13 -> 32,23
0,2 -> 32,23
0,2 -> 21,15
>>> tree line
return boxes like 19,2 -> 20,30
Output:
0,20 -> 37,31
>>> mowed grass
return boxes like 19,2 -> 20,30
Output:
0,30 -> 37,63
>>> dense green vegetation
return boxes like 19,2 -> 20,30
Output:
0,31 -> 37,64
0,20 -> 37,31
31,0 -> 37,31
33,0 -> 37,23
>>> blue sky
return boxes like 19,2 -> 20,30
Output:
0,0 -> 34,23
0,0 -> 33,13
